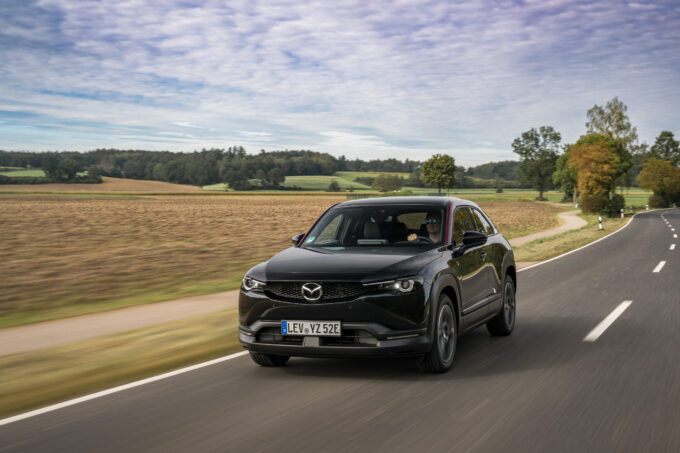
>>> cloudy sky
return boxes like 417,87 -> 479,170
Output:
1,0 -> 679,166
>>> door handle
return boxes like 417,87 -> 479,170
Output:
480,251 -> 487,261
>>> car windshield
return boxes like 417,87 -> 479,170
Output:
301,205 -> 446,254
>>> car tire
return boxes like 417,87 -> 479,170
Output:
418,294 -> 457,373
486,276 -> 516,336
249,352 -> 290,367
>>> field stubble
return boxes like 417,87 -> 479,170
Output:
0,195 -> 560,326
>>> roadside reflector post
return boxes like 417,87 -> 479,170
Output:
646,204 -> 649,211
629,206 -> 633,213
598,216 -> 603,230
575,202 -> 579,208
620,208 -> 624,218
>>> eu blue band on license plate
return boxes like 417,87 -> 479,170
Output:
281,320 -> 341,336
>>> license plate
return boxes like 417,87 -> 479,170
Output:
281,320 -> 341,337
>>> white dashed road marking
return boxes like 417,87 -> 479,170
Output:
584,301 -> 633,342
671,244 -> 676,250
653,261 -> 666,273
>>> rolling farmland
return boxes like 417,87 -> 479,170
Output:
0,194 -> 561,326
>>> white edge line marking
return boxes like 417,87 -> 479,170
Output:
583,301 -> 633,342
0,350 -> 249,427
653,261 -> 666,273
674,234 -> 677,238
518,211 -> 641,273
671,244 -> 676,250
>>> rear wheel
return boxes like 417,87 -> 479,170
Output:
486,276 -> 516,336
249,352 -> 290,367
419,295 -> 457,373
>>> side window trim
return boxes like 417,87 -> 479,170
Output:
474,207 -> 497,235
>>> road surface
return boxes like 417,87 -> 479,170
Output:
1,209 -> 678,452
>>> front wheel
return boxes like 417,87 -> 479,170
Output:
249,352 -> 290,367
419,295 -> 457,373
486,276 -> 516,336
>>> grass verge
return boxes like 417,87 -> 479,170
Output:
513,212 -> 635,263
0,307 -> 242,419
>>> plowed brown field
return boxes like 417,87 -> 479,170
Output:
0,195 -> 560,325
0,176 -> 201,192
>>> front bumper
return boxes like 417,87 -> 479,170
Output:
239,321 -> 430,358
239,288 -> 432,358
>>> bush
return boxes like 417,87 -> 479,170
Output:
580,194 -> 608,214
581,193 -> 625,216
0,175 -> 52,184
496,187 -> 504,193
602,194 -> 625,217
327,179 -> 341,192
648,194 -> 669,208
354,176 -> 374,186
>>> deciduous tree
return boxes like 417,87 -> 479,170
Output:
372,174 -> 403,192
649,131 -> 680,166
421,154 -> 457,195
637,158 -> 680,208
511,126 -> 561,200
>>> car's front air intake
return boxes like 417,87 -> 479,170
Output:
265,282 -> 366,302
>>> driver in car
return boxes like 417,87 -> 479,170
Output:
408,211 -> 441,243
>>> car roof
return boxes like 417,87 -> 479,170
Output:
336,196 -> 481,209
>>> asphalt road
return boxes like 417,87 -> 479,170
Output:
2,209 -> 678,453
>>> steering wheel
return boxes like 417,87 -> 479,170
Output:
416,236 -> 433,243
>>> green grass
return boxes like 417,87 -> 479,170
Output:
202,182 -> 228,191
0,169 -> 46,177
0,307 -> 242,418
0,264 -> 249,329
281,175 -> 372,190
513,212 -> 635,263
334,170 -> 410,181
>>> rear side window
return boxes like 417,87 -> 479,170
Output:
469,208 -> 495,235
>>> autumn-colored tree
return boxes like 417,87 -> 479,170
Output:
637,158 -> 680,208
569,143 -> 619,198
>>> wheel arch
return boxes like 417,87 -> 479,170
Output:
428,274 -> 461,336
505,264 -> 516,291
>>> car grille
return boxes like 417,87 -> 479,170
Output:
264,282 -> 367,302
256,327 -> 377,347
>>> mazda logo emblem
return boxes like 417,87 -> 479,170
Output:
301,282 -> 323,301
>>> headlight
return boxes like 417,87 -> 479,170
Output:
364,278 -> 422,293
242,276 -> 266,291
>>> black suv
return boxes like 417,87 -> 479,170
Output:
239,196 -> 516,372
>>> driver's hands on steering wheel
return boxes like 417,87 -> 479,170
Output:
407,233 -> 418,241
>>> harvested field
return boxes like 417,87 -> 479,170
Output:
0,195 -> 560,326
0,176 -> 201,193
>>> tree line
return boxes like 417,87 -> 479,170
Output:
513,97 -> 680,212
0,147 -> 525,190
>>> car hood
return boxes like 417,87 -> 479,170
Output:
264,246 -> 439,282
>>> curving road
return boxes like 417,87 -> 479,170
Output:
1,209 -> 679,452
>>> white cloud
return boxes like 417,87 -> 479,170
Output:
1,0 -> 679,161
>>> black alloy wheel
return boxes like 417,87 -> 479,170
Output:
487,276 -> 516,336
419,294 -> 457,373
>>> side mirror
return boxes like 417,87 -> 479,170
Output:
462,230 -> 487,247
291,233 -> 305,247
